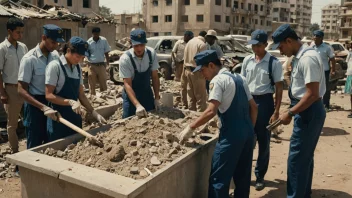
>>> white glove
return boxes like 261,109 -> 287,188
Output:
92,110 -> 107,124
154,99 -> 161,111
136,104 -> 148,118
68,100 -> 81,115
178,125 -> 195,144
42,106 -> 58,121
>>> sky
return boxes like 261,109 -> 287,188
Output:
99,0 -> 341,25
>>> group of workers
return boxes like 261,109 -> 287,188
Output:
0,17 -> 108,151
0,15 -> 334,198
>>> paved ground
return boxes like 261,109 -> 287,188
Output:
0,91 -> 351,198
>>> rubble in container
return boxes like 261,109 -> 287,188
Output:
41,108 -> 217,180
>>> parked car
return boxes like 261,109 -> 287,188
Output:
324,41 -> 350,70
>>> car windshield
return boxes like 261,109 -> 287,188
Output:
146,39 -> 160,49
331,44 -> 345,51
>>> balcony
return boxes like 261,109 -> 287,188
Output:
341,10 -> 352,16
232,8 -> 254,15
344,1 -> 352,6
340,22 -> 352,29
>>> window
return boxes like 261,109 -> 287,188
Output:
197,0 -> 204,4
197,15 -> 204,22
83,0 -> 90,8
154,33 -> 159,36
241,17 -> 245,24
273,8 -> 279,12
260,5 -> 263,11
54,0 -> 58,3
226,0 -> 230,7
165,15 -> 172,22
326,26 -> 330,29
181,15 -> 188,22
226,16 -> 230,23
248,3 -> 251,11
255,19 -> 258,24
267,21 -> 271,26
166,0 -> 172,6
255,4 -> 258,12
153,0 -> 158,6
215,15 -> 221,22
236,16 -> 239,23
62,29 -> 71,43
215,0 -> 221,6
261,19 -> 263,25
67,0 -> 72,6
38,0 -> 44,7
184,0 -> 190,5
233,1 -> 238,8
241,3 -> 244,9
152,16 -> 158,23
164,32 -> 172,36
290,4 -> 295,7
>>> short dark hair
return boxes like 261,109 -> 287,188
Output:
92,27 -> 100,33
199,31 -> 207,37
7,17 -> 24,31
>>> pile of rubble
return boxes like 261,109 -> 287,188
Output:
0,146 -> 17,179
41,108 -> 217,180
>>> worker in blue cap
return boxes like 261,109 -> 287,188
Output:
178,50 -> 258,198
241,29 -> 283,191
311,30 -> 336,112
18,24 -> 65,148
271,24 -> 326,198
119,29 -> 160,118
45,36 -> 106,141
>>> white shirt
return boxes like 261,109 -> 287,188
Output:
208,68 -> 252,113
291,45 -> 326,99
172,39 -> 186,62
311,42 -> 335,71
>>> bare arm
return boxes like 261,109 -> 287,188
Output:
190,100 -> 220,129
18,81 -> 47,110
45,84 -> 71,106
273,82 -> 283,114
249,98 -> 258,126
105,52 -> 110,65
290,82 -> 320,114
78,85 -> 94,113
124,78 -> 140,107
151,70 -> 160,100
330,57 -> 336,73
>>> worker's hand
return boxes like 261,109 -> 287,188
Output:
279,111 -> 292,125
42,106 -> 58,121
92,110 -> 107,124
270,111 -> 280,124
178,125 -> 195,144
154,99 -> 161,111
136,104 -> 148,118
68,100 -> 81,115
0,91 -> 8,104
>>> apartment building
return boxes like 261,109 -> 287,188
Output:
27,0 -> 99,17
143,0 -> 312,37
290,0 -> 312,37
340,0 -> 352,41
115,13 -> 145,39
321,4 -> 340,40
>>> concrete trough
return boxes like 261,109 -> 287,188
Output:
7,118 -> 217,198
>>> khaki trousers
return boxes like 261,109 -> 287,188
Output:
88,63 -> 108,95
4,85 -> 24,152
184,68 -> 207,112
181,66 -> 188,108
174,61 -> 184,82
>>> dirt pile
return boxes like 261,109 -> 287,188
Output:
40,108 -> 217,180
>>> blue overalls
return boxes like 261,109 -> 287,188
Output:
208,73 -> 254,198
47,60 -> 82,141
287,51 -> 326,198
122,49 -> 155,118
23,96 -> 49,148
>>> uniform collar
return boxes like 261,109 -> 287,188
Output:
311,42 -> 325,49
249,52 -> 270,62
130,48 -> 147,58
35,44 -> 44,58
4,38 -> 13,48
60,55 -> 68,65
219,67 -> 229,74
91,36 -> 101,42
295,45 -> 307,59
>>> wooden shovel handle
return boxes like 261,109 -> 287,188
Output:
58,117 -> 94,139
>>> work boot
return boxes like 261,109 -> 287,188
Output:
255,179 -> 265,191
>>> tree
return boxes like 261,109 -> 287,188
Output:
99,5 -> 113,19
309,23 -> 320,34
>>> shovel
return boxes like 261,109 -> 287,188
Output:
57,116 -> 104,148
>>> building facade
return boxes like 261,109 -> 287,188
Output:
143,0 -> 312,37
27,0 -> 99,17
321,4 -> 340,40
115,13 -> 145,39
340,0 -> 352,42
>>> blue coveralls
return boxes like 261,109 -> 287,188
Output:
47,60 -> 82,141
208,73 -> 254,198
23,95 -> 49,148
122,50 -> 155,118
287,52 -> 326,198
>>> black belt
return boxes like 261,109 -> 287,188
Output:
252,93 -> 273,99
184,66 -> 195,72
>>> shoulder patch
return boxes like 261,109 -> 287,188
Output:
209,83 -> 214,90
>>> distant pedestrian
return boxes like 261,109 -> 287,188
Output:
172,31 -> 193,81
345,53 -> 352,118
87,27 -> 111,95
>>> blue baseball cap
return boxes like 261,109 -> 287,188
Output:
130,29 -> 147,46
70,36 -> 89,56
43,24 -> 65,43
271,24 -> 296,50
248,30 -> 268,45
193,50 -> 221,73
313,30 -> 324,37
